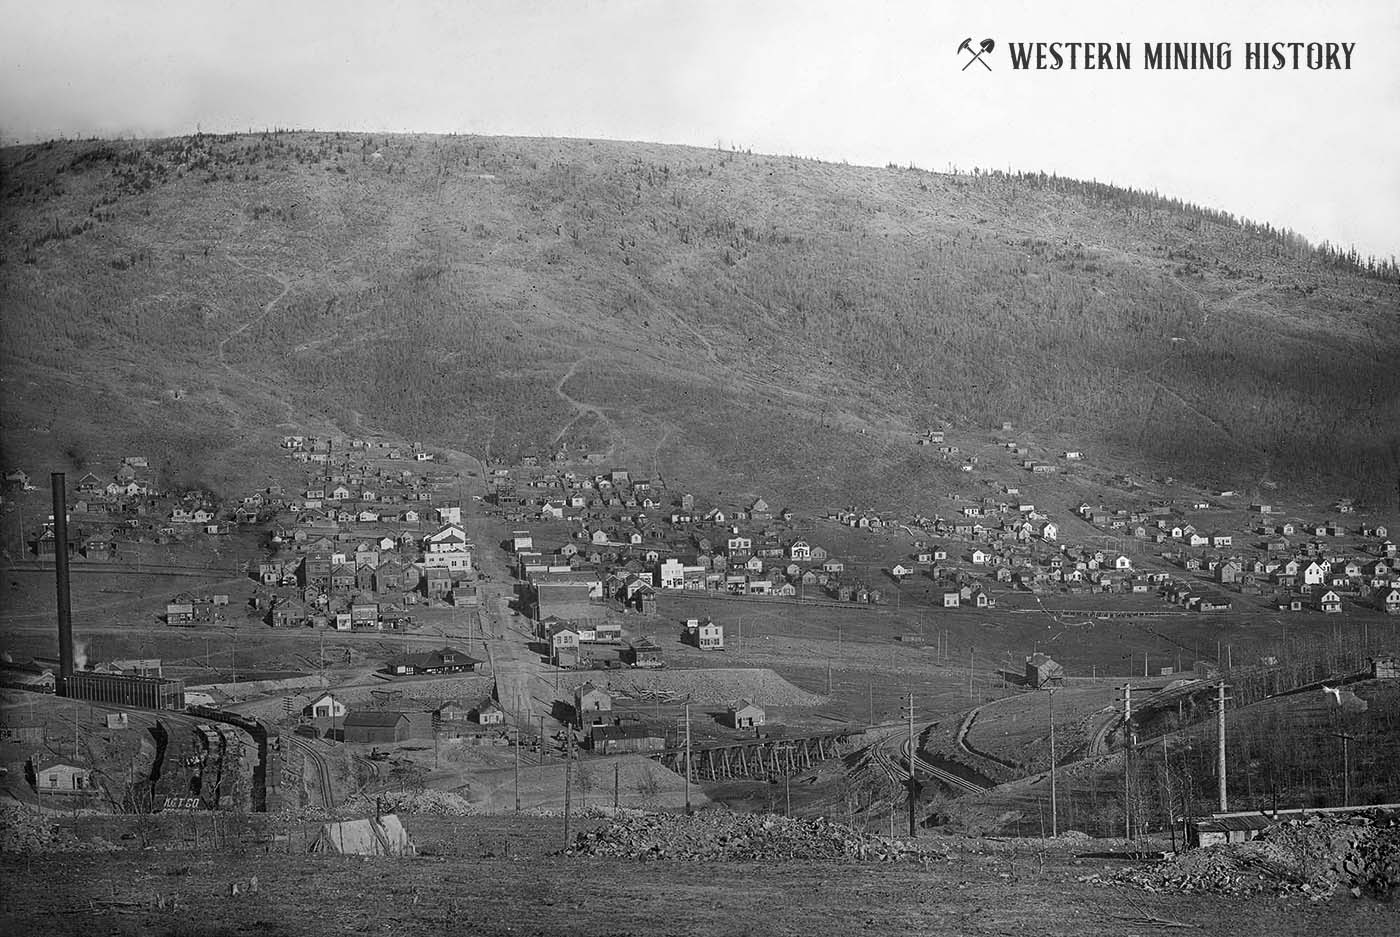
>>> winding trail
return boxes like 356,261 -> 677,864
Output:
217,254 -> 301,425
550,358 -> 622,457
218,256 -> 293,368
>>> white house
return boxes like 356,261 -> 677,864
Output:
658,558 -> 686,590
303,692 -> 347,720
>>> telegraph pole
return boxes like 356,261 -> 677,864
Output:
1047,686 -> 1058,837
906,692 -> 917,838
1122,684 -> 1133,839
1162,734 -> 1176,852
683,701 -> 692,814
513,726 -> 521,813
1216,680 -> 1230,812
1335,731 -> 1354,807
562,728 -> 573,848
538,716 -> 545,783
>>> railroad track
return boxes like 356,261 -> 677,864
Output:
870,743 -> 905,785
285,736 -> 335,808
349,752 -> 385,796
901,739 -> 988,795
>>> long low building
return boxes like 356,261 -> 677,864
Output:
385,647 -> 481,676
342,711 -> 411,744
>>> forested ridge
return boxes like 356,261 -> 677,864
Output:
1,132 -> 1395,503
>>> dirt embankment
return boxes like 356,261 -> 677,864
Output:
555,668 -> 826,707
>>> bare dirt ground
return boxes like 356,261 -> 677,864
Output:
2,813 -> 1396,936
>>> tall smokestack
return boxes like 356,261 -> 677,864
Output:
51,472 -> 74,685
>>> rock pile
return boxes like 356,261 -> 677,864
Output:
0,804 -> 117,854
351,788 -> 478,817
1105,811 -> 1400,900
566,809 -> 943,862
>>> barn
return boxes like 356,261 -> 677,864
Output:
342,711 -> 411,744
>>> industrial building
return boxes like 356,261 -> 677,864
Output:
64,672 -> 186,710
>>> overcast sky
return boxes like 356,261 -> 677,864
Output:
2,0 -> 1396,258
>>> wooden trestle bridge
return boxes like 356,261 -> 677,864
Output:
650,729 -> 863,781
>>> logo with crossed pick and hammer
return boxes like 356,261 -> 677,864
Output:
958,37 -> 995,71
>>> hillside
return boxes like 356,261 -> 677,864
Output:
1,132 -> 1397,505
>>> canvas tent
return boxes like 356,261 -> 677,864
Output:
309,814 -> 415,856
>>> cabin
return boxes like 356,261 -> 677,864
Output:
302,692 -> 347,720
1025,653 -> 1064,688
1189,814 -> 1274,848
32,761 -> 94,794
474,700 -> 506,725
629,637 -> 665,668
727,699 -> 766,729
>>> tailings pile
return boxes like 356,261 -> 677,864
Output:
566,809 -> 943,862
1106,810 -> 1400,900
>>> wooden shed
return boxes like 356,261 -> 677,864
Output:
342,711 -> 411,744
1188,814 -> 1274,848
1025,653 -> 1065,688
728,700 -> 766,729
575,683 -> 613,724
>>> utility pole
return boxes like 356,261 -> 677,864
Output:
968,648 -> 975,702
906,692 -> 917,838
1216,680 -> 1229,812
1335,731 -> 1354,807
1162,733 -> 1176,852
781,745 -> 793,816
562,728 -> 573,848
684,701 -> 692,814
868,680 -> 874,727
614,762 -> 620,809
1047,686 -> 1058,837
1122,684 -> 1133,840
826,661 -> 832,695
513,727 -> 521,813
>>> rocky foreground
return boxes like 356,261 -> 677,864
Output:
566,809 -> 942,862
1097,810 -> 1400,901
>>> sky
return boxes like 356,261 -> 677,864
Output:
2,0 -> 1396,259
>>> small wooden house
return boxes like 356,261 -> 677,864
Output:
1025,653 -> 1064,688
303,692 -> 347,720
575,682 -> 613,717
728,699 -> 765,729
32,761 -> 94,794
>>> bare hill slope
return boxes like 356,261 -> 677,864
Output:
2,132 -> 1396,503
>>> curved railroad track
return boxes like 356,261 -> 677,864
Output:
285,735 -> 335,808
900,738 -> 988,796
